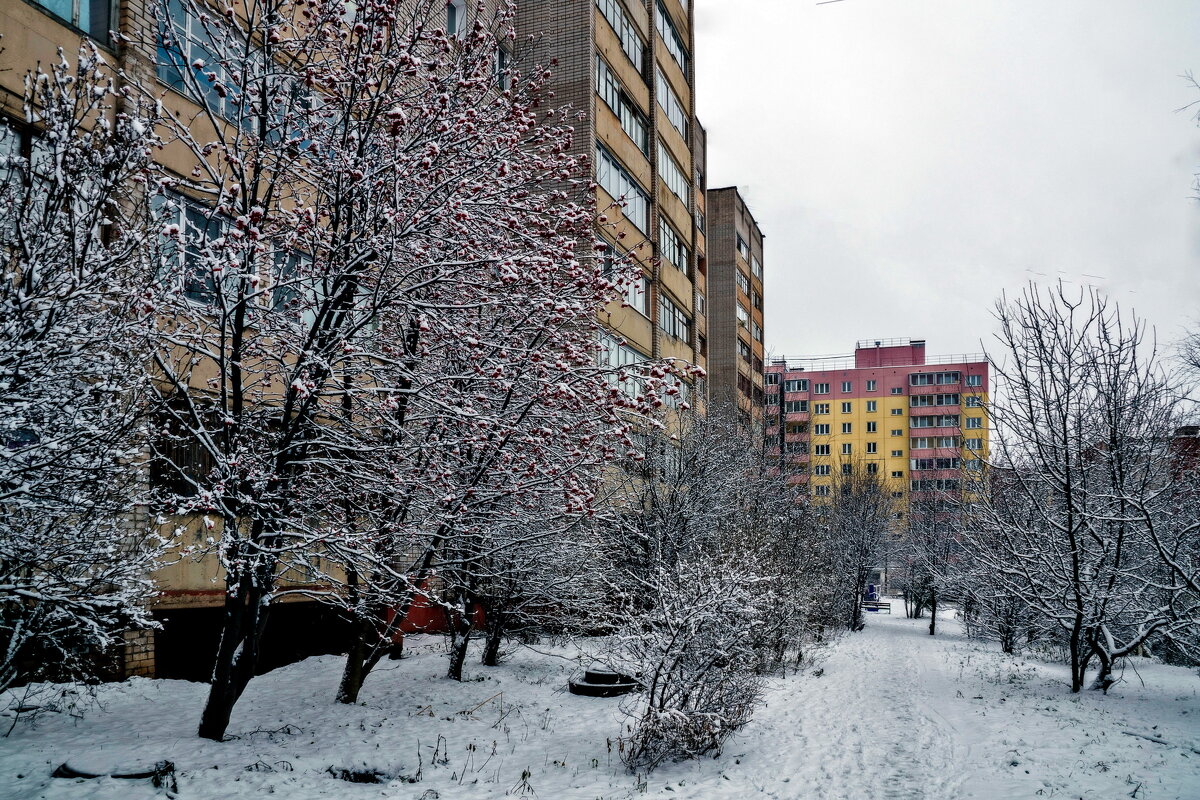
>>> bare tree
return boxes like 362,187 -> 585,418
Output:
819,460 -> 894,632
962,284 -> 1199,691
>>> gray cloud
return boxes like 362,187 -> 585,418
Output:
696,0 -> 1200,359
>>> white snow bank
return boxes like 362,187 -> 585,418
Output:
0,618 -> 1196,799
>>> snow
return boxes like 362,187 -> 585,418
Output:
1,611 -> 1198,799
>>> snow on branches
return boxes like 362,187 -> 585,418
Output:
0,44 -> 164,692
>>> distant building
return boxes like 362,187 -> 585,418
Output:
705,186 -> 764,420
764,339 -> 990,507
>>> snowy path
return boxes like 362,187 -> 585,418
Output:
647,611 -> 1200,800
651,612 -> 971,799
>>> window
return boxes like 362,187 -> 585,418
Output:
965,395 -> 982,408
842,422 -> 853,434
814,444 -> 831,456
36,0 -> 113,43
736,270 -> 750,294
658,294 -> 690,341
621,271 -> 650,316
655,0 -> 690,75
814,383 -> 830,394
841,402 -> 852,414
446,0 -> 467,34
814,403 -> 830,414
658,221 -> 688,273
866,462 -> 879,474
911,479 -> 960,492
657,140 -> 690,205
784,400 -> 808,413
891,429 -> 903,437
842,463 -> 853,475
965,438 -> 983,450
892,491 -> 904,498
784,442 -> 808,454
784,379 -> 808,392
866,380 -> 877,392
891,387 -> 904,395
599,331 -> 650,399
494,43 -> 512,90
158,1 -> 245,119
909,371 -> 960,386
751,321 -> 763,342
866,421 -> 877,433
910,414 -> 959,428
966,374 -> 983,387
891,408 -> 903,416
966,417 -> 983,429
736,303 -> 750,327
841,381 -> 853,393
965,459 -> 982,472
597,57 -> 649,154
767,393 -> 779,406
751,254 -> 762,279
891,470 -> 904,478
696,291 -> 706,317
655,66 -> 688,142
752,291 -> 763,311
910,394 -> 960,407
765,372 -> 780,386
597,0 -> 644,71
911,436 -> 959,449
910,458 -> 960,471
738,340 -> 751,362
841,443 -> 853,455
595,145 -> 649,233
866,442 -> 878,454
156,192 -> 229,304
891,450 -> 903,457
814,424 -> 830,435
813,464 -> 831,476
736,233 -> 749,259
815,484 -> 831,497
786,423 -> 807,435
867,401 -> 877,412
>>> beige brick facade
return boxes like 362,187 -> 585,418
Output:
706,186 -> 765,420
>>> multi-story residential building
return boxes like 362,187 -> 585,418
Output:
517,0 -> 706,383
765,339 -> 989,511
706,186 -> 764,420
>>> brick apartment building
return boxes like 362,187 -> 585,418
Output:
764,339 -> 990,510
518,0 -> 708,387
705,186 -> 765,421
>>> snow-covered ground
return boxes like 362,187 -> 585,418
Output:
2,609 -> 1198,799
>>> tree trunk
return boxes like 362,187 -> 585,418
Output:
1090,650 -> 1114,693
447,616 -> 472,680
928,589 -> 938,636
481,613 -> 505,667
336,613 -> 375,705
1068,612 -> 1086,693
197,573 -> 270,741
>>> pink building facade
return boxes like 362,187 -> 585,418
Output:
764,339 -> 990,507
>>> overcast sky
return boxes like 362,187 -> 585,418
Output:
695,0 -> 1200,362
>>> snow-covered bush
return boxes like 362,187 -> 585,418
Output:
604,406 -> 837,769
616,558 -> 768,771
0,45 -> 163,694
